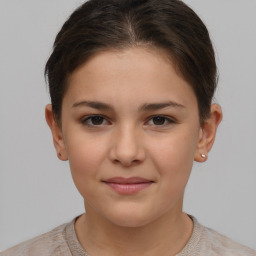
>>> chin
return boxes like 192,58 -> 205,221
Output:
104,205 -> 158,228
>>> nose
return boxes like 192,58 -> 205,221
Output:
109,125 -> 146,167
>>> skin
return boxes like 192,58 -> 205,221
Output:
46,47 -> 222,255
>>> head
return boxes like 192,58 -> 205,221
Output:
45,0 -> 222,227
45,0 -> 218,126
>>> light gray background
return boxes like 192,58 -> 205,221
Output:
0,0 -> 256,251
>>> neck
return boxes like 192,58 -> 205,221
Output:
75,207 -> 193,256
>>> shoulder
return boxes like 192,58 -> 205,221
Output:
179,216 -> 256,256
197,219 -> 256,255
0,222 -> 72,256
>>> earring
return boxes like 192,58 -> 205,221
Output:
201,154 -> 207,158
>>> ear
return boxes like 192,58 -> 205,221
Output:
194,104 -> 222,162
45,104 -> 68,161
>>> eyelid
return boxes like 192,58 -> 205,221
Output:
81,114 -> 111,126
145,115 -> 176,126
80,114 -> 176,128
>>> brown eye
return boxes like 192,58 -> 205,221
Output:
82,115 -> 108,126
90,116 -> 104,125
147,115 -> 175,126
152,116 -> 166,125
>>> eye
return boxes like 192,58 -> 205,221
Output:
147,115 -> 175,126
81,115 -> 109,126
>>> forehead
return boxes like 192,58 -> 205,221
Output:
64,47 -> 197,109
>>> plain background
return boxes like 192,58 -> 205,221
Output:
0,0 -> 256,251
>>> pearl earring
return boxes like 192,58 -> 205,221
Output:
201,154 -> 206,158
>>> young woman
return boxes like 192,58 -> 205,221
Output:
2,0 -> 256,255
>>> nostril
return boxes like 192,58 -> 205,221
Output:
112,158 -> 140,167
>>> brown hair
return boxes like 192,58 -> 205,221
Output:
45,0 -> 217,124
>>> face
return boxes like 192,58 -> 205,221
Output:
51,47 -> 205,227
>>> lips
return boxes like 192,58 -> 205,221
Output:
102,177 -> 154,194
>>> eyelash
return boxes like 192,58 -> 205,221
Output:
81,115 -> 110,127
81,115 -> 176,127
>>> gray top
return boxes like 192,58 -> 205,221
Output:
1,216 -> 256,256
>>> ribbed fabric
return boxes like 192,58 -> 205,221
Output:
1,215 -> 256,256
64,218 -> 89,256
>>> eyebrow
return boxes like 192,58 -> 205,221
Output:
139,101 -> 185,111
72,101 -> 112,110
72,100 -> 185,111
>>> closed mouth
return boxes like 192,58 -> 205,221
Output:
102,177 -> 154,194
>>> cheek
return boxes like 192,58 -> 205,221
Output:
148,128 -> 199,187
147,132 -> 198,211
65,133 -> 108,195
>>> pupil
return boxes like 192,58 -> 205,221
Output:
92,116 -> 103,125
153,116 -> 165,125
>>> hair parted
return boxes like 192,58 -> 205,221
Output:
45,0 -> 217,124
